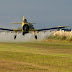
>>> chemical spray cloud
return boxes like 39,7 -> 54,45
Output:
0,31 -> 52,42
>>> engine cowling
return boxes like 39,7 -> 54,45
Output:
22,24 -> 29,35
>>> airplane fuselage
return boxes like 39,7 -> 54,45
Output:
22,18 -> 35,35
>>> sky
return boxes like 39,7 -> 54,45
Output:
0,0 -> 72,29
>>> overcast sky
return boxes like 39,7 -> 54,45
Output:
0,0 -> 72,29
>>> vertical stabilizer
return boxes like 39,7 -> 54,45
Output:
23,16 -> 25,21
22,16 -> 25,27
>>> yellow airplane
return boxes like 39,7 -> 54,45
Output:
0,16 -> 68,39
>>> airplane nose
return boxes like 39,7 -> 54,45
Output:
23,24 -> 29,32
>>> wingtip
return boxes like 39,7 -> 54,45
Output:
57,26 -> 70,27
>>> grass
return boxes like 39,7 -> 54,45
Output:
0,40 -> 72,72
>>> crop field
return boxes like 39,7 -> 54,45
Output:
0,40 -> 72,72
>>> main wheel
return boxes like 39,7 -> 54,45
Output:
35,35 -> 37,39
14,35 -> 17,40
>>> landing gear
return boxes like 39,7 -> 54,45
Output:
35,35 -> 37,39
22,32 -> 25,35
14,35 -> 17,40
22,32 -> 29,35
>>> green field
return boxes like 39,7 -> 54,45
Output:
0,40 -> 72,72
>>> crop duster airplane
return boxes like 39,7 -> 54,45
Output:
0,16 -> 68,40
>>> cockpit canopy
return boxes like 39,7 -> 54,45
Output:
24,19 -> 27,23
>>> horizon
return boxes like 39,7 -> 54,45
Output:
0,0 -> 72,29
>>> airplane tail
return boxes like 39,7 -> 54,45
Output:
23,16 -> 25,21
12,16 -> 36,25
20,16 -> 36,24
12,16 -> 25,24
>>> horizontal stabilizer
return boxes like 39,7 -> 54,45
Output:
12,23 -> 22,24
29,23 -> 36,24
12,23 -> 36,24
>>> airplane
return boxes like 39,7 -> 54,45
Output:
0,16 -> 68,40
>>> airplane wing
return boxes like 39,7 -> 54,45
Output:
29,26 -> 68,31
0,26 -> 68,32
0,28 -> 22,31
